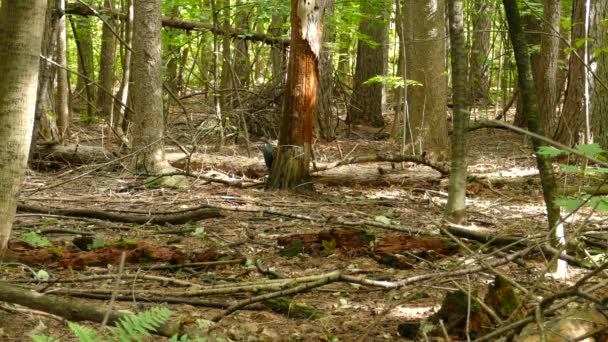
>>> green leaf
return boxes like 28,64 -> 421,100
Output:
28,334 -> 60,342
20,232 -> 52,247
576,143 -> 603,158
67,322 -> 98,342
375,215 -> 392,225
555,198 -> 582,213
36,269 -> 50,281
537,146 -> 565,157
322,239 -> 337,251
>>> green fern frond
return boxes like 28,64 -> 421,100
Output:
28,334 -> 60,342
67,322 -> 98,342
114,307 -> 173,342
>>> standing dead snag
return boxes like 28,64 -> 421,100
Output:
266,0 -> 325,191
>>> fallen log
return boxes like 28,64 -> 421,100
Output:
17,203 -> 222,225
0,281 -> 184,338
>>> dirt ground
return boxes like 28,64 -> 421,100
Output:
2,112 -> 607,341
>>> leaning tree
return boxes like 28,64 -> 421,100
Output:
266,0 -> 326,190
0,0 -> 48,251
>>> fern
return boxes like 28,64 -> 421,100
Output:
68,322 -> 98,342
28,335 -> 60,342
113,307 -> 173,342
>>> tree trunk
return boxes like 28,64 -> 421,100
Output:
96,0 -> 117,121
71,16 -> 96,116
445,0 -> 470,224
403,0 -> 449,161
267,0 -> 325,190
590,0 -> 608,148
131,0 -> 171,173
233,0 -> 250,87
513,13 -> 541,128
553,0 -> 586,145
219,0 -> 231,112
269,12 -> 287,86
32,0 -> 60,146
0,0 -> 48,251
346,0 -> 388,128
502,0 -> 561,234
537,0 -> 561,134
314,0 -> 336,141
468,0 -> 492,105
165,4 -> 181,96
55,0 -> 70,140
112,0 -> 133,145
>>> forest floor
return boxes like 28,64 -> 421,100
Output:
2,108 -> 607,341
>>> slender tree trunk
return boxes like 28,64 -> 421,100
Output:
233,0 -> 250,87
403,0 -> 449,161
0,0 -> 48,251
131,0 -> 171,173
445,0 -> 470,224
112,0 -> 133,145
71,16 -> 96,116
33,0 -> 60,145
267,0 -> 325,190
96,0 -> 117,121
165,4 -> 181,95
315,0 -> 335,141
468,0 -> 492,105
513,13 -> 541,128
346,0 -> 388,128
537,0 -> 561,134
336,32 -> 352,87
553,0 -> 586,145
219,0 -> 231,112
502,0 -> 561,234
590,0 -> 608,148
269,13 -> 287,86
55,0 -> 70,140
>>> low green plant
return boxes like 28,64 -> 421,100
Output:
28,307 -> 211,342
20,232 -> 52,247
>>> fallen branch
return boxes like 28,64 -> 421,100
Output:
211,271 -> 342,322
65,2 -> 289,47
17,204 -> 222,225
315,152 -> 449,176
0,281 -> 181,338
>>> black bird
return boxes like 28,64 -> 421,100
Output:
260,138 -> 276,169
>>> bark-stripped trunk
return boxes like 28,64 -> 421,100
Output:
131,0 -> 171,173
346,0 -> 388,128
0,0 -> 48,251
267,0 -> 325,190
